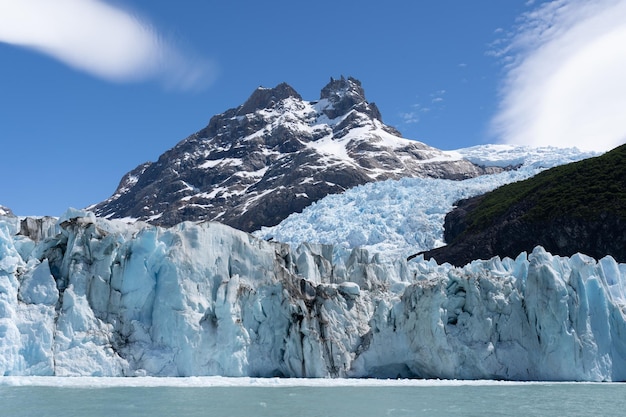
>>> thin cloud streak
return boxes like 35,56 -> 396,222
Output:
491,0 -> 626,151
0,0 -> 215,90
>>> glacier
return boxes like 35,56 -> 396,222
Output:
254,145 -> 598,257
2,209 -> 626,381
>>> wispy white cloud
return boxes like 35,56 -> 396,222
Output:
400,112 -> 420,125
400,104 -> 423,124
430,90 -> 446,104
400,90 -> 446,126
491,0 -> 626,151
0,0 -> 215,90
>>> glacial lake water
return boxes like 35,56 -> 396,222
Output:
1,377 -> 625,417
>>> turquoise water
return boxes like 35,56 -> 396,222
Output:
1,381 -> 625,416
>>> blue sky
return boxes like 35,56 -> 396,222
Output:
2,0 -> 626,216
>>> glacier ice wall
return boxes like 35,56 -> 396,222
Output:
1,212 -> 626,381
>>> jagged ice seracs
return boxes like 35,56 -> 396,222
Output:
2,185 -> 626,380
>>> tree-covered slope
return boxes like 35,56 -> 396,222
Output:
422,143 -> 626,266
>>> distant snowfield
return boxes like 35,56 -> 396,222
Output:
254,145 -> 598,257
0,376 -> 586,388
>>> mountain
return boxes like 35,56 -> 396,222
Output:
421,143 -> 626,266
89,76 -> 496,232
2,210 -> 626,380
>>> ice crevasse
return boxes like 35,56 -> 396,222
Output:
1,210 -> 626,381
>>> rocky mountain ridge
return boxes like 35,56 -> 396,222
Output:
90,76 -> 498,232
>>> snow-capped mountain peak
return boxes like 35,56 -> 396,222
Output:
90,77 -> 495,232
237,82 -> 302,115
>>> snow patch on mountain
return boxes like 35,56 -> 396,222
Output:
456,144 -> 597,168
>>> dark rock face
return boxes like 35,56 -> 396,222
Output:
239,82 -> 301,115
18,216 -> 58,242
320,76 -> 379,121
90,76 -> 494,232
421,145 -> 626,266
421,196 -> 626,266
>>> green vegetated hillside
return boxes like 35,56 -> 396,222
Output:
468,143 -> 626,230
421,143 -> 626,266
